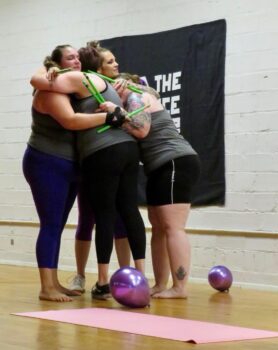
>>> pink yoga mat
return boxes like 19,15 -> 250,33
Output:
13,308 -> 278,344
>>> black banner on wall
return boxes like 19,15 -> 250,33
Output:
101,19 -> 226,206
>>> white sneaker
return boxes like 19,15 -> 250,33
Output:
68,274 -> 86,293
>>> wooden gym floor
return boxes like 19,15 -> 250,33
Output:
1,264 -> 277,350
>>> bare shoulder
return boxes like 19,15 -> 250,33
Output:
84,72 -> 106,90
61,71 -> 83,82
36,91 -> 69,111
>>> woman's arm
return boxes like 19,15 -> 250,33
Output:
35,91 -> 107,130
100,93 -> 151,138
114,79 -> 160,99
123,92 -> 151,138
30,68 -> 84,94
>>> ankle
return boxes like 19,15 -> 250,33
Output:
97,281 -> 109,287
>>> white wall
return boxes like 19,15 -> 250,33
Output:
0,0 -> 277,290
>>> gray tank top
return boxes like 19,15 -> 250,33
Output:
139,109 -> 197,174
28,107 -> 77,161
72,82 -> 136,161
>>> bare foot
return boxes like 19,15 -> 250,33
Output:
150,284 -> 167,296
57,284 -> 81,296
39,289 -> 73,302
152,287 -> 188,299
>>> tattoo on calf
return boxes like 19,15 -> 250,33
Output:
176,266 -> 187,280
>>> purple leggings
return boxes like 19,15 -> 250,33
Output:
23,146 -> 78,268
23,146 -> 127,268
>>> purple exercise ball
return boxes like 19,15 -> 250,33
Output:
208,265 -> 233,292
110,267 -> 150,308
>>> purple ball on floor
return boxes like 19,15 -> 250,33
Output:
110,267 -> 150,308
208,265 -> 233,292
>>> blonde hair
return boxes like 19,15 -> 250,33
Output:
118,72 -> 147,86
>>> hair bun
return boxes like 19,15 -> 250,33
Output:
87,40 -> 100,49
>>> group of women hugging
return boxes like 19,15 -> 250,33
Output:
23,41 -> 201,302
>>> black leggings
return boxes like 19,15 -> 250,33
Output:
82,142 -> 146,264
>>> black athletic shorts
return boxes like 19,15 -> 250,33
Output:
146,155 -> 201,206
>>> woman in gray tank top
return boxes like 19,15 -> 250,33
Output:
31,52 -> 146,300
25,45 -> 123,302
67,41 -> 160,293
101,73 -> 201,299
